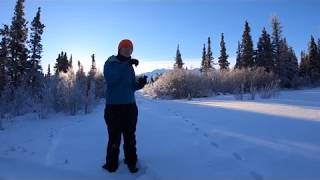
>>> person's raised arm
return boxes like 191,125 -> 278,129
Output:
134,75 -> 147,90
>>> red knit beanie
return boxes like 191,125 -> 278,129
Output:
118,39 -> 133,50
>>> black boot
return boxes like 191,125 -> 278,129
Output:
102,163 -> 118,173
128,165 -> 139,173
124,159 -> 139,173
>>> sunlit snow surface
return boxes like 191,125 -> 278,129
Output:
1,88 -> 320,180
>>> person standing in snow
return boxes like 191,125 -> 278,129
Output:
102,39 -> 147,173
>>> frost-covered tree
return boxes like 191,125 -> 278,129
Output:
11,77 -> 33,115
75,60 -> 86,112
85,76 -> 95,114
94,71 -> 105,99
88,54 -> 97,77
39,72 -> 54,119
85,54 -> 97,113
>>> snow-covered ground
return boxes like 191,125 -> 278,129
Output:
1,88 -> 320,180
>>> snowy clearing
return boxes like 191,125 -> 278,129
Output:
0,88 -> 320,180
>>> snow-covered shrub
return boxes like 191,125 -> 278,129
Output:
84,75 -> 96,114
38,76 -> 55,119
259,80 -> 280,99
49,67 -> 101,116
0,65 -> 104,119
144,69 -> 213,99
250,68 -> 280,99
57,69 -> 84,115
213,67 -> 279,99
11,83 -> 34,116
233,83 -> 245,100
94,71 -> 106,100
0,84 -> 11,120
144,67 -> 279,100
0,92 -> 7,129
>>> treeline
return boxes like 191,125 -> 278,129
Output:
0,0 -> 105,121
174,17 -> 320,88
147,17 -> 320,99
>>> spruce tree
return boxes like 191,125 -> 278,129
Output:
299,51 -> 310,78
54,53 -> 61,75
271,16 -> 283,77
28,7 -> 45,94
68,54 -> 73,69
234,41 -> 241,69
174,44 -> 183,69
201,37 -> 214,73
8,0 -> 29,86
75,60 -> 86,112
88,54 -> 97,78
308,36 -> 320,83
278,39 -> 299,88
318,39 -> 320,76
255,27 -> 273,72
0,25 -> 9,58
0,58 -> 6,94
76,60 -> 86,83
218,33 -> 229,70
278,39 -> 289,87
206,37 -> 214,69
54,51 -> 70,74
0,25 -> 10,93
90,54 -> 97,72
287,47 -> 299,86
200,44 -> 206,72
94,71 -> 105,99
46,64 -> 51,78
239,21 -> 254,68
86,54 -> 97,113
318,38 -> 320,56
29,7 -> 45,73
88,54 -> 97,99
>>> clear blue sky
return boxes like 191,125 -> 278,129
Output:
1,0 -> 319,73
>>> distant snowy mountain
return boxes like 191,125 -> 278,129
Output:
138,67 -> 201,81
138,68 -> 169,80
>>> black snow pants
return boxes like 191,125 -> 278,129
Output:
104,103 -> 138,167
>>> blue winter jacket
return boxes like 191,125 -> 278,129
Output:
103,55 -> 141,104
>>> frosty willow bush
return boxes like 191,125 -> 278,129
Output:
41,70 -> 105,117
0,69 -> 105,120
144,69 -> 212,99
144,67 -> 279,99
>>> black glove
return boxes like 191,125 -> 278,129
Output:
137,75 -> 148,89
129,58 -> 139,67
